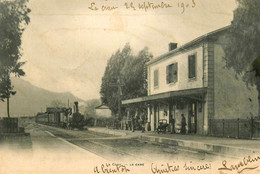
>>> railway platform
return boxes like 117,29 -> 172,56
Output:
88,127 -> 260,158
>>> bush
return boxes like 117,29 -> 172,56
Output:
84,116 -> 95,127
95,117 -> 117,127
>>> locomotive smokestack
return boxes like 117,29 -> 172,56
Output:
74,101 -> 79,113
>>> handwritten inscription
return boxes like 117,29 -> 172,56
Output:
151,163 -> 179,174
93,157 -> 260,174
218,155 -> 260,173
151,161 -> 211,174
89,2 -> 118,11
183,161 -> 211,171
134,2 -> 172,12
178,0 -> 196,14
94,163 -> 130,173
88,0 -> 196,13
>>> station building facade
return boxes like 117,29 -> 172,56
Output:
122,26 -> 258,135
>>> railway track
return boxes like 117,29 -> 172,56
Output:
35,123 -> 237,162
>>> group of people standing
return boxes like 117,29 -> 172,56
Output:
170,114 -> 186,134
130,114 -> 145,132
129,113 -> 187,134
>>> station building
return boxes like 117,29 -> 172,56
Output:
95,104 -> 112,118
122,26 -> 258,135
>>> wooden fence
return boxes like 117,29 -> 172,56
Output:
0,117 -> 19,133
209,118 -> 260,139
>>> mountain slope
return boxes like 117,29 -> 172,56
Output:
0,78 -> 87,117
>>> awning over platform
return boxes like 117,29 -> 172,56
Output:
122,87 -> 207,105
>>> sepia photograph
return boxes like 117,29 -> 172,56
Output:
0,0 -> 260,173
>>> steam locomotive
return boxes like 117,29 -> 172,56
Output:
35,101 -> 85,129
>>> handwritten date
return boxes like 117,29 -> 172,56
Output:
178,0 -> 196,14
88,0 -> 196,13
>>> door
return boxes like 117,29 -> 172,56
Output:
188,103 -> 197,134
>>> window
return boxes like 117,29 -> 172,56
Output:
154,69 -> 159,88
166,63 -> 178,84
188,54 -> 196,79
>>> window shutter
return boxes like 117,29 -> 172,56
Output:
166,66 -> 169,84
188,56 -> 191,78
167,63 -> 178,83
174,63 -> 178,82
154,70 -> 158,87
169,64 -> 173,83
188,55 -> 196,78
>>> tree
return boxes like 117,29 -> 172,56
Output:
224,0 -> 260,116
100,43 -> 153,119
100,43 -> 133,116
84,99 -> 101,117
0,0 -> 30,117
122,47 -> 152,99
0,73 -> 16,117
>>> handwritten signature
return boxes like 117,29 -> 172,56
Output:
218,155 -> 260,173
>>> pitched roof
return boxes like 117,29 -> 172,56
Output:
95,104 -> 110,110
147,26 -> 230,66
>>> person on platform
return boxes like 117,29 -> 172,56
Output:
181,114 -> 186,134
131,115 -> 135,132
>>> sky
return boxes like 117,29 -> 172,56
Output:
21,0 -> 237,101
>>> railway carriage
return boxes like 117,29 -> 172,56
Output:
35,107 -> 72,127
35,102 -> 85,129
35,113 -> 49,123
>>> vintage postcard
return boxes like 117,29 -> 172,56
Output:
0,0 -> 260,173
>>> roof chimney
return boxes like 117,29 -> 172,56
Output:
168,43 -> 177,51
